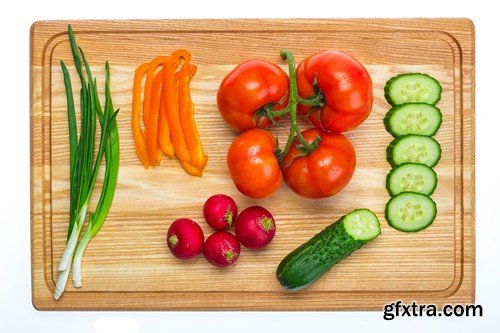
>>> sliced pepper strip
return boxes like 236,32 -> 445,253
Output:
142,56 -> 170,127
156,142 -> 163,164
170,49 -> 191,64
148,67 -> 164,165
178,63 -> 208,170
158,97 -> 175,157
143,56 -> 170,164
162,56 -> 190,162
133,49 -> 206,176
132,62 -> 151,167
180,154 -> 208,177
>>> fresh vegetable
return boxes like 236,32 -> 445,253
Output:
385,192 -> 437,232
157,70 -> 175,158
386,163 -> 437,196
179,63 -> 207,170
274,50 -> 357,198
203,194 -> 238,230
217,60 -> 289,132
296,50 -> 373,133
235,206 -> 276,250
164,53 -> 191,164
203,231 -> 241,267
225,50 -> 361,199
384,103 -> 442,137
144,56 -> 170,164
54,25 -> 120,300
227,128 -> 282,199
281,128 -> 356,199
276,209 -> 381,291
132,62 -> 152,167
72,65 -> 120,289
387,135 -> 441,167
132,51 -> 208,175
167,218 -> 205,259
383,73 -> 442,233
384,73 -> 442,106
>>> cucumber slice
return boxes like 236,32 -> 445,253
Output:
386,163 -> 437,196
276,209 -> 381,291
385,73 -> 442,106
343,209 -> 382,241
385,192 -> 437,232
384,103 -> 442,137
387,135 -> 441,167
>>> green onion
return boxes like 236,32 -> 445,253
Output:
53,25 -> 120,300
72,62 -> 120,288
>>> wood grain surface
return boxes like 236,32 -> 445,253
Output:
30,19 -> 475,310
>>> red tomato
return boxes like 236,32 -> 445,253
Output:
217,60 -> 289,132
227,128 -> 282,199
296,50 -> 373,132
281,128 -> 356,198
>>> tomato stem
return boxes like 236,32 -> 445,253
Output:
275,49 -> 320,162
256,103 -> 281,126
297,93 -> 325,107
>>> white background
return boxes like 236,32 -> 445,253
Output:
1,0 -> 499,332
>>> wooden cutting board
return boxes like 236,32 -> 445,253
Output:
30,19 -> 475,310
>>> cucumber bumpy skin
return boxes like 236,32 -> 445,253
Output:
384,73 -> 442,106
276,209 -> 381,291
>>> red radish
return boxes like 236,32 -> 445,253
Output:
235,206 -> 276,250
203,231 -> 240,267
203,194 -> 238,230
167,218 -> 204,259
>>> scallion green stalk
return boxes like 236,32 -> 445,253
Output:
73,62 -> 120,288
53,25 -> 120,300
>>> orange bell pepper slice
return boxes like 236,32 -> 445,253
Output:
162,57 -> 190,162
178,63 -> 208,170
142,56 -> 170,127
133,49 -> 207,176
132,62 -> 151,168
180,154 -> 208,177
148,67 -> 165,165
170,49 -> 191,64
156,142 -> 163,164
143,56 -> 170,165
158,97 -> 175,157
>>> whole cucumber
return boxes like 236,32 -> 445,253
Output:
276,209 -> 381,291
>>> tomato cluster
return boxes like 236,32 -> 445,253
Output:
218,50 -> 372,199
